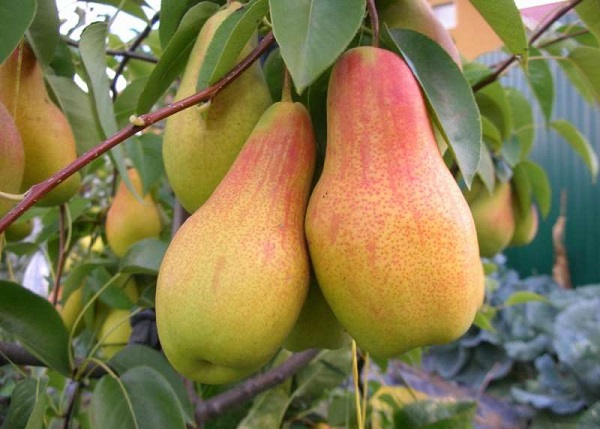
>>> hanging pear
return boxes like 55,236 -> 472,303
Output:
510,202 -> 538,246
162,3 -> 272,213
305,47 -> 484,358
105,168 -> 162,257
157,101 -> 315,384
0,43 -> 80,206
0,100 -> 24,218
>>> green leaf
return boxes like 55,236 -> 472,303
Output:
518,160 -> 551,217
473,305 -> 497,331
0,281 -> 70,375
501,136 -> 521,167
547,46 -> 598,104
0,0 -> 36,64
293,347 -> 352,400
477,143 -> 496,193
383,29 -> 482,187
138,2 -> 219,113
506,88 -> 535,159
475,82 -> 512,141
462,62 -> 493,86
45,75 -> 103,157
197,0 -> 269,89
481,116 -> 502,151
568,46 -> 600,103
551,119 -> 599,181
115,77 -> 150,129
120,238 -> 168,275
468,0 -> 528,63
91,375 -> 136,429
86,0 -> 149,21
394,398 -> 477,428
270,0 -> 366,94
2,376 -> 48,429
109,345 -> 194,424
125,134 -> 164,193
523,47 -> 554,122
576,0 -> 600,45
49,39 -> 76,78
25,0 -> 60,65
504,291 -> 548,307
159,0 -> 202,48
263,47 -> 285,102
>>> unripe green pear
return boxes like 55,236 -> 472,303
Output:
510,203 -> 538,246
0,43 -> 80,206
157,101 -> 316,384
284,276 -> 348,352
305,47 -> 484,359
0,100 -> 24,218
105,168 -> 162,257
162,3 -> 272,213
4,219 -> 33,241
377,0 -> 462,67
464,179 -> 515,257
98,309 -> 132,359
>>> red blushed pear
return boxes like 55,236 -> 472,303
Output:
305,47 -> 484,358
0,101 -> 24,218
156,101 -> 316,384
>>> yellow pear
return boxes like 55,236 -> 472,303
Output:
162,2 -> 272,213
0,43 -> 80,206
105,168 -> 162,257
510,202 -> 538,246
284,276 -> 348,352
377,0 -> 462,67
305,47 -> 484,358
464,179 -> 515,257
157,101 -> 316,384
0,100 -> 24,218
57,287 -> 85,336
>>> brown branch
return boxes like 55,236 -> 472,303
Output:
0,32 -> 275,234
367,0 -> 380,48
64,38 -> 158,63
195,349 -> 320,424
62,381 -> 82,429
52,204 -> 68,306
471,0 -> 585,92
536,28 -> 591,49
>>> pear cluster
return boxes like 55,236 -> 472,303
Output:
155,4 -> 484,384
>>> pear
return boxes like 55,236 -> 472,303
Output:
4,219 -> 33,241
162,2 -> 272,213
284,275 -> 348,352
0,100 -> 24,218
510,203 -> 538,246
305,47 -> 484,358
464,179 -> 515,257
377,0 -> 462,67
156,101 -> 316,384
0,43 -> 80,206
98,309 -> 132,359
105,168 -> 162,257
57,287 -> 85,336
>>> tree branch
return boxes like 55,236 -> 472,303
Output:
0,32 -> 275,234
63,38 -> 158,63
536,28 -> 590,49
52,204 -> 68,306
195,349 -> 320,424
471,0 -> 584,92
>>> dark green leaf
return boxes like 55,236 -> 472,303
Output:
462,62 -> 493,86
511,161 -> 533,214
159,0 -> 200,47
25,0 -> 59,65
576,0 -> 600,45
115,77 -> 150,128
91,375 -> 136,429
506,88 -> 535,159
120,238 -> 168,275
198,0 -> 269,89
49,39 -> 76,78
138,2 -> 219,113
0,0 -> 36,64
468,0 -> 528,63
477,143 -> 495,193
568,46 -> 600,103
551,119 -> 599,181
2,376 -> 48,429
518,160 -> 551,217
270,0 -> 366,94
0,281 -> 70,375
384,29 -> 482,187
475,81 -> 512,141
523,47 -> 554,122
263,48 -> 285,102
110,345 -> 194,424
481,116 -> 502,151
505,291 -> 549,307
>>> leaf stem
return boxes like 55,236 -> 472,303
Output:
51,204 -> 69,306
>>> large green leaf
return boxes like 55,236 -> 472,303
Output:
197,0 -> 269,89
120,238 -> 168,275
468,0 -> 528,63
137,2 -> 219,113
91,375 -> 136,428
110,346 -> 194,424
576,0 -> 600,45
547,46 -> 598,104
475,81 -> 512,142
523,47 -> 554,122
159,0 -> 204,48
270,0 -> 366,94
551,119 -> 599,182
0,281 -> 70,375
384,29 -> 482,187
0,0 -> 35,64
568,46 -> 600,103
1,376 -> 48,429
25,0 -> 59,65
506,88 -> 535,160
519,161 -> 551,217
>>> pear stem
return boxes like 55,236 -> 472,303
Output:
281,66 -> 293,102
0,191 -> 25,202
366,0 -> 379,48
0,32 -> 276,234
351,340 -> 365,429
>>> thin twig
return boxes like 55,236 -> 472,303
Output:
64,38 -> 158,63
0,32 -> 275,234
366,0 -> 379,47
471,0 -> 584,92
536,28 -> 590,49
62,381 -> 82,429
52,204 -> 68,306
111,13 -> 160,101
